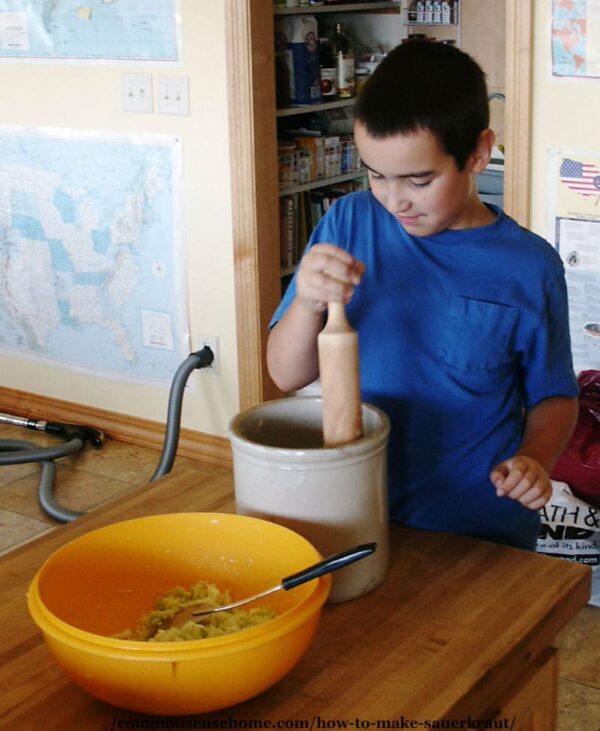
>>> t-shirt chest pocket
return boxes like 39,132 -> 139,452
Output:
440,296 -> 518,372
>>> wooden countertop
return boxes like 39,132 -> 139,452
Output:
0,467 -> 591,729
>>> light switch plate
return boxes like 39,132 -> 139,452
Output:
156,75 -> 190,116
122,73 -> 153,113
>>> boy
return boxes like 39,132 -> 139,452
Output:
267,41 -> 578,550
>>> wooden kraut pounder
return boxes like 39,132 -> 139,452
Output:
317,302 -> 363,447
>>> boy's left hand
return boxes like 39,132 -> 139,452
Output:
490,456 -> 552,511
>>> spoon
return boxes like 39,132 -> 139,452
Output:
170,542 -> 376,629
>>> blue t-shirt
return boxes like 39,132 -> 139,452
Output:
271,191 -> 578,550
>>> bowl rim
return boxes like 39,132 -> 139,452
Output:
27,512 -> 331,657
28,574 -> 330,658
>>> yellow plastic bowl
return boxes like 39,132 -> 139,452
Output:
27,513 -> 331,715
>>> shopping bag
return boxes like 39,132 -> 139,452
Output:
537,481 -> 599,606
551,369 -> 600,509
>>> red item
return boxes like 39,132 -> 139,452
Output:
551,370 -> 600,508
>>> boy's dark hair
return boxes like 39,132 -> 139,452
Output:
354,41 -> 489,170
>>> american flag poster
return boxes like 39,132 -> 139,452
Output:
550,150 -> 600,220
560,158 -> 600,199
549,149 -> 600,372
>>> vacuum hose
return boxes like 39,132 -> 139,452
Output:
0,346 -> 214,523
150,346 -> 214,481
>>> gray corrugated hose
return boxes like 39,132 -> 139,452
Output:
0,347 -> 214,523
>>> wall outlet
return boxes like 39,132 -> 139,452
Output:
156,75 -> 190,115
121,73 -> 153,113
196,335 -> 220,375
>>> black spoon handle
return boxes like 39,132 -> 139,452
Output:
281,542 -> 377,591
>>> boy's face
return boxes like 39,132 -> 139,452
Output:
354,122 -> 491,237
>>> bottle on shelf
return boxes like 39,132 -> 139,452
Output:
331,23 -> 355,99
319,36 -> 337,99
424,0 -> 433,23
407,1 -> 418,23
441,0 -> 452,24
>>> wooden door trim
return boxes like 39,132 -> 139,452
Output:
504,0 -> 533,225
226,0 -> 532,406
225,0 -> 281,411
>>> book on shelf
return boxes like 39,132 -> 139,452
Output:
279,179 -> 368,274
279,195 -> 296,270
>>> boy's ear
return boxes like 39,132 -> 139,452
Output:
469,128 -> 496,174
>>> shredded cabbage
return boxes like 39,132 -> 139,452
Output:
115,581 -> 278,642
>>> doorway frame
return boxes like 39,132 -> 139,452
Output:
226,0 -> 533,409
503,0 -> 533,226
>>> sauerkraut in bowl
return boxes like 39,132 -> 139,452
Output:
115,580 -> 277,642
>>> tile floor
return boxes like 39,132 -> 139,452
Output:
0,422 -> 598,728
0,422 -> 229,555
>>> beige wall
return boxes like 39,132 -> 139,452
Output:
0,2 -> 239,437
530,0 -> 599,237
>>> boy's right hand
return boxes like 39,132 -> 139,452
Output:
296,243 -> 365,314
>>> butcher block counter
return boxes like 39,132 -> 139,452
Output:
0,467 -> 590,730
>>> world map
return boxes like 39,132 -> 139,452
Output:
0,0 -> 178,61
0,128 -> 188,382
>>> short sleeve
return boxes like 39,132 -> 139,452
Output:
520,269 -> 578,407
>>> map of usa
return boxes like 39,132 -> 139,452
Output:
0,127 -> 187,382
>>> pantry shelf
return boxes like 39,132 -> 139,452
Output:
274,2 -> 401,16
280,169 -> 367,196
276,98 -> 355,118
273,1 -> 406,288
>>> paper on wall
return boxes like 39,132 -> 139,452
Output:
548,149 -> 600,373
551,0 -> 600,79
